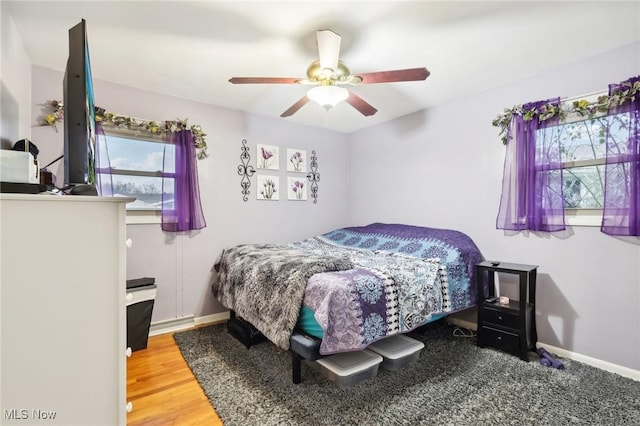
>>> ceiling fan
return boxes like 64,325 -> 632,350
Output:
228,30 -> 430,118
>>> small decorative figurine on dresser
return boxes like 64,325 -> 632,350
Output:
475,261 -> 538,361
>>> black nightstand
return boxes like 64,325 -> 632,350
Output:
475,261 -> 538,361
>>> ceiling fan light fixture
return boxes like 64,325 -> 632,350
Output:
307,85 -> 348,110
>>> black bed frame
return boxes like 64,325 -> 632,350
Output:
226,311 -> 323,384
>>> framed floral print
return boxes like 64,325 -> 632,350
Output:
287,177 -> 307,201
257,144 -> 279,170
287,149 -> 306,173
257,174 -> 279,200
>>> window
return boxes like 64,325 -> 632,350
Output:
99,128 -> 174,212
536,95 -> 631,225
496,76 -> 639,234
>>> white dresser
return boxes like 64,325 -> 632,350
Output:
1,194 -> 132,425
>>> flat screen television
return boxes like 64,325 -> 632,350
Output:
63,19 -> 96,189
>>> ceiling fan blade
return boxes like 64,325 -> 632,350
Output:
280,96 -> 310,118
317,29 -> 341,72
346,91 -> 377,116
354,67 -> 430,84
229,77 -> 301,84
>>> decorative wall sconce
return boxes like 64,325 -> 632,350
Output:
237,139 -> 255,202
306,150 -> 320,204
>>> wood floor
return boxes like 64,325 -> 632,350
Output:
127,330 -> 223,425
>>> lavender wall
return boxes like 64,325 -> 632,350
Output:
348,42 -> 640,371
31,65 -> 352,323
0,8 -> 32,148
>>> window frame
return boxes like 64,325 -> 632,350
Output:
99,125 -> 171,224
551,92 -> 608,227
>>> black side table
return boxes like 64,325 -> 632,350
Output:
475,261 -> 538,361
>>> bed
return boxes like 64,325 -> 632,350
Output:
212,223 -> 484,383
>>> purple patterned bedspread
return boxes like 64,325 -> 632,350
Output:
290,223 -> 484,354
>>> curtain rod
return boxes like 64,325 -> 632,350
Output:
561,89 -> 607,103
100,115 -> 159,125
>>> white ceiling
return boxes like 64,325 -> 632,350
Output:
4,1 -> 640,134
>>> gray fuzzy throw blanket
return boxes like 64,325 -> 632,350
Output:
213,244 -> 353,350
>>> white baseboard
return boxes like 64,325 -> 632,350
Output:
148,315 -> 195,336
195,311 -> 230,326
148,311 -> 230,337
538,342 -> 640,382
447,318 -> 638,382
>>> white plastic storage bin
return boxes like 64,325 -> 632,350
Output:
367,334 -> 425,371
316,349 -> 382,388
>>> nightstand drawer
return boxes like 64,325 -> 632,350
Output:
479,326 -> 519,354
483,308 -> 519,329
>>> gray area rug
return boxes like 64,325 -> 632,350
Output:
174,322 -> 640,425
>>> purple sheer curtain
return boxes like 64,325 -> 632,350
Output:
161,129 -> 206,232
601,76 -> 640,236
94,122 -> 113,196
496,98 -> 566,232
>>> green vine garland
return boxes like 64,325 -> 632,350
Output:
43,100 -> 208,159
492,79 -> 640,145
